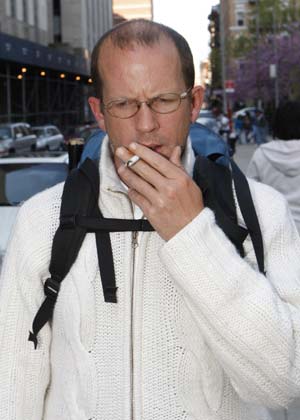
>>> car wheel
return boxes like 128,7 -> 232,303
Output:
31,144 -> 36,151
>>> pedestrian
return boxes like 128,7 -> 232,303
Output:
253,109 -> 267,145
247,100 -> 300,233
243,111 -> 254,143
234,114 -> 245,144
1,19 -> 300,420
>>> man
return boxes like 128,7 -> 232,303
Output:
253,109 -> 267,145
247,101 -> 300,233
1,19 -> 300,420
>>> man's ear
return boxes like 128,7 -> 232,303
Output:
88,96 -> 106,131
190,85 -> 205,123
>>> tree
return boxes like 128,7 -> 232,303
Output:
228,0 -> 300,105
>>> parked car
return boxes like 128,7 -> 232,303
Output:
0,154 -> 69,272
63,123 -> 102,149
32,125 -> 64,151
196,109 -> 219,134
0,123 -> 37,156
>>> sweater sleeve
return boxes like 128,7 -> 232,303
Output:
0,201 -> 52,419
159,182 -> 300,409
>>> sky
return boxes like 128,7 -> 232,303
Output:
153,0 -> 219,83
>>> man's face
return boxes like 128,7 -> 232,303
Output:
89,37 -> 203,169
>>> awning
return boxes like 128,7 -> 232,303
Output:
0,32 -> 89,76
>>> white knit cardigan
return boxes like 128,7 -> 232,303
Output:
1,137 -> 300,420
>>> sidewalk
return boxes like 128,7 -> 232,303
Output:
234,143 -> 257,173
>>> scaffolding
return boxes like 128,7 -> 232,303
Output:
0,60 -> 93,134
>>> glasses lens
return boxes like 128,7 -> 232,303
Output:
106,99 -> 138,118
150,93 -> 181,114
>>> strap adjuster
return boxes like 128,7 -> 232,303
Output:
44,277 -> 60,301
60,215 -> 77,229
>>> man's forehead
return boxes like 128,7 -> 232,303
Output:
98,35 -> 178,65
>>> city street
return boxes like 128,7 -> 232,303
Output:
234,143 -> 257,173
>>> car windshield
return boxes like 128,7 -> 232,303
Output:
32,128 -> 45,137
0,163 -> 68,205
0,127 -> 11,140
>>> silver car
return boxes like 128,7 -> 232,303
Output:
0,123 -> 37,156
32,125 -> 64,151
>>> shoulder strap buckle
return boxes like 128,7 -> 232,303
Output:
44,277 -> 61,301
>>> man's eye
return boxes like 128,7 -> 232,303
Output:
114,100 -> 129,108
155,96 -> 176,104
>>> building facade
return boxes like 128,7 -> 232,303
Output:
0,0 -> 113,130
0,0 -> 54,46
221,0 -> 253,39
112,0 -> 153,21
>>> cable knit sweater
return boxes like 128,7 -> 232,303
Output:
1,138 -> 300,420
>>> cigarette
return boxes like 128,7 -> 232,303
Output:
125,155 -> 140,168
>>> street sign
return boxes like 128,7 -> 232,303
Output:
225,79 -> 235,93
269,64 -> 277,78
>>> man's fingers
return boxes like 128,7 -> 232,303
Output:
128,188 -> 151,214
117,164 -> 159,202
116,146 -> 166,189
128,142 -> 183,178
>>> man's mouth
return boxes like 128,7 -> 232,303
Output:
144,144 -> 163,153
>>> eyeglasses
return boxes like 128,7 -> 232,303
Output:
102,88 -> 193,119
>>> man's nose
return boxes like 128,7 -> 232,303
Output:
134,102 -> 159,133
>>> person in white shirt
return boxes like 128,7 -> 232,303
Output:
247,101 -> 300,233
1,19 -> 300,420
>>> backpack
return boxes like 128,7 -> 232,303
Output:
28,149 -> 264,349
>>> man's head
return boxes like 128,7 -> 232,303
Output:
273,101 -> 300,140
88,19 -> 204,167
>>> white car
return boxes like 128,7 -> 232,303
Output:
0,122 -> 37,156
32,125 -> 64,151
0,154 -> 69,272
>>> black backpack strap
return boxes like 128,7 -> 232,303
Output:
28,158 -> 99,349
193,155 -> 248,257
230,159 -> 265,275
193,153 -> 265,275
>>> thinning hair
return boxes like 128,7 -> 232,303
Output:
90,19 -> 195,99
273,101 -> 300,140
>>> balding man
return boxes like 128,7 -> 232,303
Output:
1,19 -> 300,420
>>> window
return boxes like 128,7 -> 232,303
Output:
13,126 -> 23,139
237,12 -> 245,27
10,0 -> 16,18
23,0 -> 28,23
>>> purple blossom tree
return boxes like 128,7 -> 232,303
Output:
230,24 -> 300,106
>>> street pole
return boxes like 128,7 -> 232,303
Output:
22,75 -> 26,121
272,7 -> 280,108
6,63 -> 11,123
220,0 -> 227,114
255,0 -> 261,108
